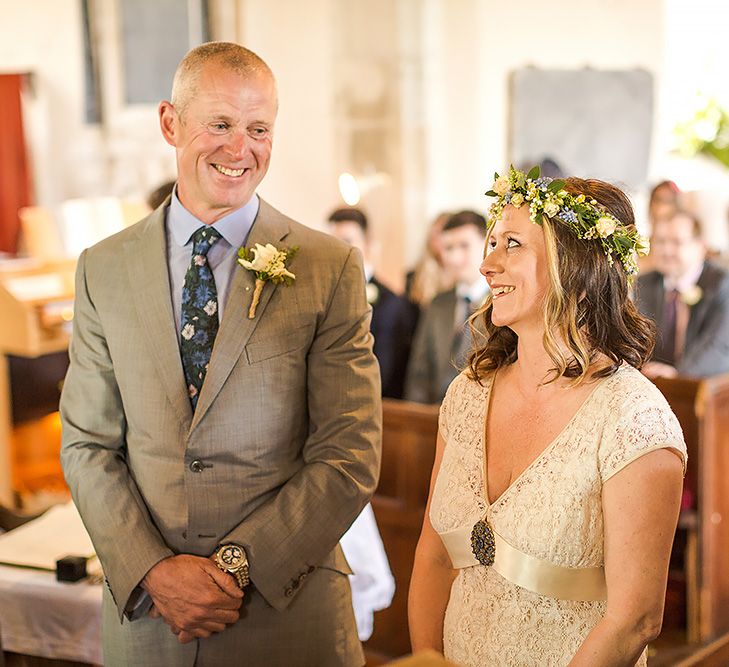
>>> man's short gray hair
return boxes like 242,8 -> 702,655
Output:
171,42 -> 275,118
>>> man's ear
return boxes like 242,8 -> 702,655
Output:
159,101 -> 178,147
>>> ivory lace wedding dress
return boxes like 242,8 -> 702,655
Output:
430,364 -> 686,667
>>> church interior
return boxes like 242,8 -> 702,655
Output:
2,0 -> 729,665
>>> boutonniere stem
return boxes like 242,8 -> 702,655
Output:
249,279 -> 266,319
237,243 -> 298,319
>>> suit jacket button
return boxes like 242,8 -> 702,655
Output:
189,460 -> 205,473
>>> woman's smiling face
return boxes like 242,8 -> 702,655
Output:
481,204 -> 550,333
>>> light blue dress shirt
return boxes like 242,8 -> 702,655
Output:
166,188 -> 259,333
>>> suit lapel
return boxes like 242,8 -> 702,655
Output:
686,262 -> 714,344
190,200 -> 291,432
124,209 -> 193,426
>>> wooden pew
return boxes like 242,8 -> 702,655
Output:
366,399 -> 439,661
653,374 -> 729,644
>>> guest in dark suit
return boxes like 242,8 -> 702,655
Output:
405,210 -> 489,404
328,207 -> 417,398
636,209 -> 729,378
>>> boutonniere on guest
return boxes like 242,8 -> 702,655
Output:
366,282 -> 380,305
237,243 -> 298,318
680,285 -> 703,306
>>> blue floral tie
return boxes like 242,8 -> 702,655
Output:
180,226 -> 222,410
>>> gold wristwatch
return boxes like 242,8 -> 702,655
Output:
214,544 -> 250,589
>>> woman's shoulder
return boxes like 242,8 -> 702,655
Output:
606,363 -> 671,415
597,364 -> 687,477
443,369 -> 492,405
599,363 -> 684,442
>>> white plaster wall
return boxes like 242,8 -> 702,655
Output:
236,0 -> 339,231
13,0 -> 729,264
0,0 -> 89,205
413,0 -> 665,267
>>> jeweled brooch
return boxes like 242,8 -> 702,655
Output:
471,518 -> 496,566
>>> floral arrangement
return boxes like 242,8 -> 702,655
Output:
237,243 -> 298,318
486,165 -> 649,277
674,98 -> 729,170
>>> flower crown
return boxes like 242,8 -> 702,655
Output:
485,166 -> 649,277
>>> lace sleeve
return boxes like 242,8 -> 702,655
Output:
438,381 -> 452,440
599,397 -> 687,483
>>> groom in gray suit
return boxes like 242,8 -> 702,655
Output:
60,42 -> 381,667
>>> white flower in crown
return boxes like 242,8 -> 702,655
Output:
237,243 -> 299,319
595,216 -> 617,238
492,175 -> 510,196
636,235 -> 650,257
510,192 -> 524,207
543,201 -> 560,218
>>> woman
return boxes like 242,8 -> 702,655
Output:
408,166 -> 686,666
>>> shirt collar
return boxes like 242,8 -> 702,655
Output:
168,185 -> 260,249
456,279 -> 490,305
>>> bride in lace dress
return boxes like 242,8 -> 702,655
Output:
408,170 -> 687,667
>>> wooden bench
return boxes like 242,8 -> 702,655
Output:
366,399 -> 439,661
653,374 -> 729,643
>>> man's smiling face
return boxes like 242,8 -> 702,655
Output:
159,61 -> 278,224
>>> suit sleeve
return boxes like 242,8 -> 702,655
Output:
60,251 -> 173,619
678,275 -> 729,377
219,247 -> 382,611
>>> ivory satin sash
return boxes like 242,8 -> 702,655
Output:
439,523 -> 607,601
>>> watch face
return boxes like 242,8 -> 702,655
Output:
219,545 -> 244,568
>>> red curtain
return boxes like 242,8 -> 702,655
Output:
0,74 -> 32,255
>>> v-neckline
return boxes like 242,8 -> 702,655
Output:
481,368 -> 614,507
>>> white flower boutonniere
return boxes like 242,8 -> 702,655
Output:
366,282 -> 380,305
237,243 -> 298,318
680,285 -> 703,307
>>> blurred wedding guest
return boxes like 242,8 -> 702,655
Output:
146,179 -> 176,210
636,209 -> 729,378
328,207 -> 417,398
406,213 -> 453,308
340,504 -> 395,641
405,211 -> 489,404
648,180 -> 680,227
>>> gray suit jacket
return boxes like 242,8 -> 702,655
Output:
636,261 -> 729,377
60,200 -> 381,666
404,288 -> 465,404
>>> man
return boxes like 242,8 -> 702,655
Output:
60,42 -> 381,667
637,209 -> 729,378
327,207 -> 417,398
404,210 -> 489,404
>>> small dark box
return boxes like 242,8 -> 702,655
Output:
56,555 -> 87,582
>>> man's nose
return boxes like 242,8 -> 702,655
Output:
225,130 -> 248,160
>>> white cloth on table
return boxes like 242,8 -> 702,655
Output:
340,503 -> 395,641
0,564 -> 102,664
